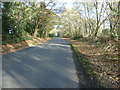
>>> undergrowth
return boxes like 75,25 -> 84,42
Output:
70,37 -> 119,88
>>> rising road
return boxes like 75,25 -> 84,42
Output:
2,38 -> 79,88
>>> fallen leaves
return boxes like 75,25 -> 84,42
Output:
1,38 -> 51,55
69,38 -> 119,88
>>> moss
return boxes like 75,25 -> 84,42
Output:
14,46 -> 23,49
2,49 -> 9,53
71,43 -> 103,87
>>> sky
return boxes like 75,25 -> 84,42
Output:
54,0 -> 119,9
58,0 -> 73,8
1,0 -> 119,2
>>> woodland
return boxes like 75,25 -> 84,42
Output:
1,0 -> 119,88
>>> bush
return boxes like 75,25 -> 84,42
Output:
14,38 -> 21,43
73,35 -> 83,40
0,41 -> 2,45
2,36 -> 33,45
49,34 -> 56,37
26,37 -> 33,40
20,37 -> 33,41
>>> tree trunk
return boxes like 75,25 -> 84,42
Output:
94,25 -> 101,37
33,23 -> 39,37
109,20 -> 113,37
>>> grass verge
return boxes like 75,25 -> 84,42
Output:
71,43 -> 105,88
1,37 -> 51,55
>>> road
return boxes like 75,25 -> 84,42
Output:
2,38 -> 79,88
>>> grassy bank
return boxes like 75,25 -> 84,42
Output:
1,36 -> 51,55
66,37 -> 119,88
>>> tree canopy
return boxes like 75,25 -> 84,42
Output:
57,1 -> 120,40
2,1 -> 57,44
1,0 -> 120,43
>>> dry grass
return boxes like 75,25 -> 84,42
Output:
1,37 -> 51,55
66,38 -> 119,88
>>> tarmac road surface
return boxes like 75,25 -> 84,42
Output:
2,38 -> 79,88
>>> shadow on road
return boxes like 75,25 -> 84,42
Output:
2,38 -> 79,88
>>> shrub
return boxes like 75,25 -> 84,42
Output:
73,35 -> 83,40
